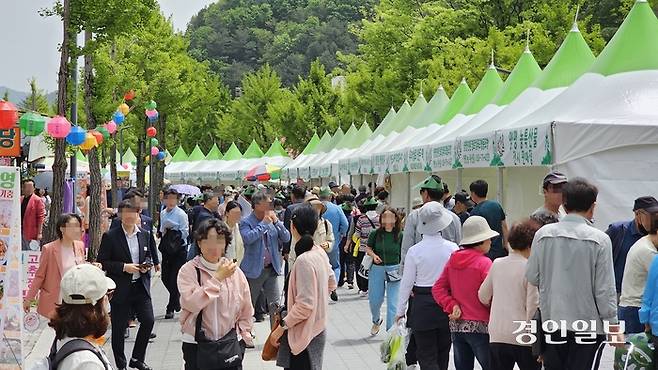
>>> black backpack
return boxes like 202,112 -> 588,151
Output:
159,228 -> 184,256
47,338 -> 109,370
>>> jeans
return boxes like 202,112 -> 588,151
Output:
368,264 -> 400,331
452,332 -> 490,370
619,305 -> 644,334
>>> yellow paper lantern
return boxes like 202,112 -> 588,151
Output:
119,103 -> 130,115
80,132 -> 98,151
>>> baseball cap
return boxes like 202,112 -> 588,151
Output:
60,264 -> 116,306
328,181 -> 339,189
542,171 -> 568,187
417,201 -> 452,235
454,191 -> 475,208
634,196 -> 658,212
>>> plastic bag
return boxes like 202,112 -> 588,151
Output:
379,320 -> 408,370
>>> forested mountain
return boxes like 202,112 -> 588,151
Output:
186,0 -> 377,89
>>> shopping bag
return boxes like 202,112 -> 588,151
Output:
610,332 -> 654,370
379,320 -> 408,370
357,254 -> 373,279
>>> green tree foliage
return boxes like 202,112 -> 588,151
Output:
19,78 -> 52,114
186,0 -> 377,88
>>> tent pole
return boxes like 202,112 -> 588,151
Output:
360,174 -> 363,190
497,167 -> 504,207
407,172 -> 411,215
457,168 -> 463,192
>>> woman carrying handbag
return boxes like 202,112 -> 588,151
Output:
177,218 -> 254,370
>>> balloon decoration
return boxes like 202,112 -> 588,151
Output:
105,120 -> 117,134
65,125 -> 86,146
19,112 -> 46,136
156,151 -> 166,161
113,111 -> 125,124
150,138 -> 159,147
124,90 -> 136,101
150,147 -> 159,156
146,126 -> 157,137
47,116 -> 72,138
80,133 -> 98,151
145,100 -> 157,110
91,130 -> 104,145
119,103 -> 130,115
97,126 -> 110,140
0,100 -> 18,129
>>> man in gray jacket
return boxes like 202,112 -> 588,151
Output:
526,178 -> 623,370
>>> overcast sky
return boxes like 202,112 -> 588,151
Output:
0,0 -> 215,93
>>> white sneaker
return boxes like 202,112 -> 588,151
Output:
370,319 -> 383,336
407,365 -> 418,370
359,290 -> 368,298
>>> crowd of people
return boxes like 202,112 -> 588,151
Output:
19,170 -> 658,370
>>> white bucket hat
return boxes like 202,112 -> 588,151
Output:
460,215 -> 500,246
417,201 -> 453,235
60,264 -> 116,305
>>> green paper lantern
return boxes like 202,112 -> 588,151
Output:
145,100 -> 157,110
19,112 -> 46,136
150,138 -> 159,147
97,126 -> 110,140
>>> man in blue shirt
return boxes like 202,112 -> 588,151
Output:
469,179 -> 508,260
159,188 -> 189,319
240,191 -> 290,314
606,196 -> 657,295
319,186 -> 348,301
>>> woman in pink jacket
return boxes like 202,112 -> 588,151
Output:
24,213 -> 87,319
270,204 -> 337,370
177,218 -> 254,370
432,216 -> 498,370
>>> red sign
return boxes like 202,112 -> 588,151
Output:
0,128 -> 20,157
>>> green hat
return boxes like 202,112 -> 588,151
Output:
415,175 -> 444,191
244,185 -> 256,196
341,202 -> 353,212
319,186 -> 333,198
363,197 -> 379,206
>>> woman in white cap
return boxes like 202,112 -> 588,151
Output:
396,201 -> 458,370
47,264 -> 115,369
432,216 -> 498,370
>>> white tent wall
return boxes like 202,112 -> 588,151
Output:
502,166 -> 547,223
555,144 -> 658,231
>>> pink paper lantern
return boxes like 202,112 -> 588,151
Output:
106,121 -> 117,134
47,116 -> 72,138
122,163 -> 129,169
150,147 -> 159,156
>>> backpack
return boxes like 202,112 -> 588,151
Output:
30,338 -> 109,370
159,228 -> 185,256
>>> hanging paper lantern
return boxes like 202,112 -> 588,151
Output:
0,100 -> 18,129
97,126 -> 110,140
124,90 -> 136,101
91,130 -> 104,145
157,151 -> 166,161
105,120 -> 117,134
80,133 -> 98,151
150,138 -> 159,147
118,103 -> 130,115
19,112 -> 46,136
145,100 -> 157,110
122,163 -> 129,169
150,147 -> 159,156
47,116 -> 72,138
65,125 -> 86,146
146,126 -> 157,137
147,112 -> 158,123
113,111 -> 125,124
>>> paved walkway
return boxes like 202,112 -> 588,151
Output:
24,273 -> 618,369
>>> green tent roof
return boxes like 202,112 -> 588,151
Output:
264,138 -> 289,157
187,145 -> 206,161
533,22 -> 595,90
335,124 -> 359,149
205,143 -> 223,160
223,143 -> 243,160
123,147 -> 137,164
242,140 -> 264,159
312,131 -> 334,153
300,133 -> 321,155
437,79 -> 473,124
590,0 -> 658,76
494,48 -> 542,105
75,149 -> 87,163
171,146 -> 188,163
372,107 -> 397,137
351,121 -> 373,149
391,94 -> 427,133
325,127 -> 345,151
381,101 -> 412,136
411,86 -> 450,128
460,65 -> 503,115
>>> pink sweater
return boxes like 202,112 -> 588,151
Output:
177,256 -> 254,342
286,246 -> 337,355
432,248 -> 492,323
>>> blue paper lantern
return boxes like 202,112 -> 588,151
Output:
66,125 -> 86,146
157,151 -> 166,161
113,111 -> 125,124
147,111 -> 158,122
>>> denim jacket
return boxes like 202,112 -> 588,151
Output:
239,213 -> 291,279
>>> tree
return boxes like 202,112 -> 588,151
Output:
19,78 -> 52,113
